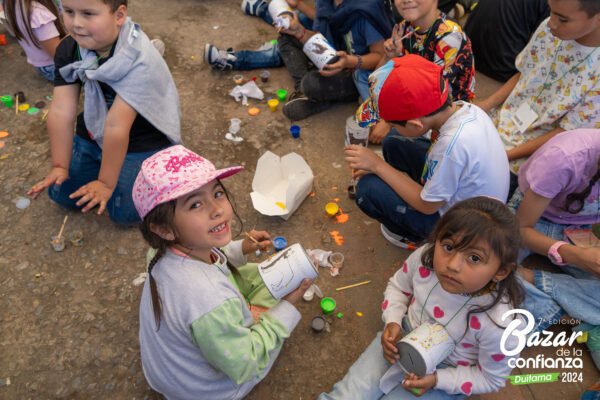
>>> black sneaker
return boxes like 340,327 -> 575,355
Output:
282,97 -> 333,121
288,90 -> 306,101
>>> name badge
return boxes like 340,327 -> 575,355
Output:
511,103 -> 538,133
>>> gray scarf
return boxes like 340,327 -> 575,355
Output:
59,18 -> 181,148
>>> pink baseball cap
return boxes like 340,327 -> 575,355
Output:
132,145 -> 243,219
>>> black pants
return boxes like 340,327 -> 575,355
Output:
277,34 -> 358,102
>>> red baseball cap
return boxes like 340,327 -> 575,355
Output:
356,55 -> 450,127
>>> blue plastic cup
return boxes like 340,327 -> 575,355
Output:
272,236 -> 287,251
290,125 -> 300,139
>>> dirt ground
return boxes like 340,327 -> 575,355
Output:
0,0 -> 598,399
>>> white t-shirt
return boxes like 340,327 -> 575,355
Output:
421,102 -> 510,214
495,17 -> 600,174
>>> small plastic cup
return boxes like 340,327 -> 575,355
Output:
272,236 -> 287,251
233,74 -> 244,85
27,107 -> 40,115
260,70 -> 270,83
18,103 -> 30,112
329,252 -> 344,270
276,89 -> 287,102
0,95 -> 13,108
51,235 -> 65,252
320,297 -> 336,315
70,230 -> 84,247
290,125 -> 301,139
325,202 -> 339,217
267,98 -> 279,112
311,316 -> 327,332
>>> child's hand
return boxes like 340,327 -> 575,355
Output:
320,51 -> 352,76
69,180 -> 114,214
282,278 -> 313,305
401,372 -> 437,396
242,229 -> 272,255
281,12 -> 302,36
381,322 -> 402,363
285,0 -> 300,8
384,24 -> 404,59
344,145 -> 383,176
28,167 -> 69,199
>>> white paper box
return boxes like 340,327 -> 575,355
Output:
250,151 -> 314,220
258,243 -> 318,299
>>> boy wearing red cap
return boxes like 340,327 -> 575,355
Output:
347,55 -> 509,245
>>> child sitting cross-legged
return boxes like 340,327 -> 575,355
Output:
27,0 -> 180,225
348,55 -> 509,246
205,0 -> 393,121
319,197 -> 525,399
132,145 -> 312,400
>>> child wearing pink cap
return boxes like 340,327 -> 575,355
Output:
132,145 -> 311,400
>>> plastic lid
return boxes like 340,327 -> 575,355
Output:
320,297 -> 336,314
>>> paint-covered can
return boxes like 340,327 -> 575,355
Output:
396,322 -> 455,376
258,243 -> 318,299
303,33 -> 339,71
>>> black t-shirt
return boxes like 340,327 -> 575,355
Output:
54,36 -> 171,152
464,0 -> 549,82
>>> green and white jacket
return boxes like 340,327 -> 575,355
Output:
139,240 -> 301,400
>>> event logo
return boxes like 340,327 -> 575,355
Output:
499,309 -> 584,385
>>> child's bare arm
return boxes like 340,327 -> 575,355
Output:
506,126 -> 564,161
345,145 -> 444,214
28,85 -> 79,198
40,36 -> 61,58
69,96 -> 136,214
321,40 -> 385,77
475,73 -> 521,113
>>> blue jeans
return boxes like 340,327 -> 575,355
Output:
355,131 -> 439,242
319,318 -> 466,400
48,136 -> 167,226
509,190 -> 600,368
232,11 -> 313,71
36,64 -> 55,82
232,43 -> 284,70
354,68 -> 372,102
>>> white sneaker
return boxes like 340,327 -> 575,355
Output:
241,0 -> 266,16
203,44 -> 237,70
380,224 -> 410,248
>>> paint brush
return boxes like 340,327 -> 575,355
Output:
336,280 -> 372,291
15,95 -> 19,115
244,231 -> 260,245
56,215 -> 68,241
392,26 -> 420,47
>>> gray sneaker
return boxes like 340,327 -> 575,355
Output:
282,97 -> 333,121
203,44 -> 237,70
380,224 -> 418,250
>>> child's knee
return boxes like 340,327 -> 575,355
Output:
48,184 -> 78,210
300,72 -> 322,98
355,175 -> 380,206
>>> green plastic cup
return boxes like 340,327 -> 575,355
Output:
1,95 -> 13,108
276,89 -> 288,102
320,297 -> 336,315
